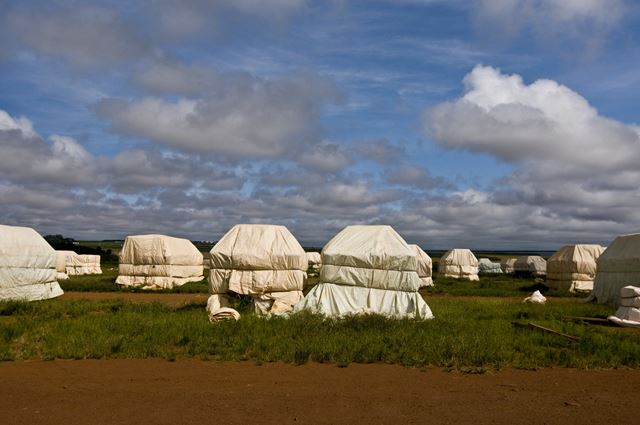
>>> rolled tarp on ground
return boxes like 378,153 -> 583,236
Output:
478,258 -> 503,274
546,244 -> 605,292
208,224 -> 307,319
116,234 -> 204,290
0,224 -> 63,301
591,234 -> 640,305
438,249 -> 479,281
514,256 -> 547,277
409,244 -> 433,287
500,258 -> 517,274
294,225 -> 434,320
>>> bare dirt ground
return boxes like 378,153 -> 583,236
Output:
1,360 -> 638,425
60,291 -> 209,305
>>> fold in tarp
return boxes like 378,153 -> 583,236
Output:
209,224 -> 307,315
592,234 -> 640,304
514,256 -> 547,276
293,225 -> 434,319
409,244 -> 433,287
0,224 -> 63,301
438,249 -> 479,281
546,245 -> 604,292
117,234 -> 204,290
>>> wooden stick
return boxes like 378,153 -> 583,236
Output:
565,316 -> 614,326
512,322 -> 581,342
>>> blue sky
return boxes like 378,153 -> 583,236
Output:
1,0 -> 639,249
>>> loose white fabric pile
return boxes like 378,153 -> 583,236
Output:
608,286 -> 640,328
523,290 -> 547,304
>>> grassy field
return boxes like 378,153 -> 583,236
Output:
59,263 -> 209,293
5,268 -> 640,370
60,265 -> 573,298
0,296 -> 637,369
425,274 -> 580,298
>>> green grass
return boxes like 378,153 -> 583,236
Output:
0,297 -> 638,369
59,263 -> 209,293
425,273 -> 582,298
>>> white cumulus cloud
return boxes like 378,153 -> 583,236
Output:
424,65 -> 640,173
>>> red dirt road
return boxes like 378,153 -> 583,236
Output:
60,291 -> 209,305
1,360 -> 638,425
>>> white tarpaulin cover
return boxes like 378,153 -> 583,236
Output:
478,258 -> 503,274
116,234 -> 204,289
206,294 -> 240,321
591,234 -> 640,305
608,286 -> 640,328
0,224 -> 63,301
55,250 -> 75,280
410,244 -> 433,287
514,256 -> 547,276
294,225 -> 434,319
438,249 -> 479,281
67,254 -> 102,276
306,252 -> 321,268
546,245 -> 605,292
208,224 -> 307,318
501,258 -> 517,274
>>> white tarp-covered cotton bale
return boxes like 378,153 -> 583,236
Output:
591,234 -> 640,305
208,224 -> 307,318
116,234 -> 204,289
67,254 -> 102,276
500,258 -> 517,274
55,250 -> 75,280
514,256 -> 547,277
294,225 -> 434,320
478,258 -> 503,274
607,286 -> 640,328
438,249 -> 479,281
410,244 -> 433,287
0,224 -> 63,301
306,252 -> 321,268
546,245 -> 605,292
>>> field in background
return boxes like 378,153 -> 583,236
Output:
71,240 -> 554,261
0,296 -> 638,370
75,240 -> 215,256
60,261 -> 569,298
4,242 -> 639,370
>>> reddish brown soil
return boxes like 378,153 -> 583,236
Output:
60,291 -> 209,306
1,360 -> 638,425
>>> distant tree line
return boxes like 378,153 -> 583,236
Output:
44,235 -> 118,262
